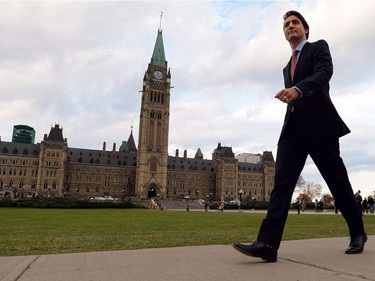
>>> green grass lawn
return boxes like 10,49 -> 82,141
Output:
0,208 -> 374,256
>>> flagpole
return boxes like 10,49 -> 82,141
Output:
159,11 -> 163,30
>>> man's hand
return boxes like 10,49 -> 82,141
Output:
275,88 -> 300,103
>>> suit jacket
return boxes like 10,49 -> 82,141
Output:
279,40 -> 350,142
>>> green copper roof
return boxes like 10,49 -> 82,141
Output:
195,148 -> 203,159
151,29 -> 167,68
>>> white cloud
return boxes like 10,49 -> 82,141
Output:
1,0 -> 374,196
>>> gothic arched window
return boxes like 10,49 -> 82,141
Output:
150,158 -> 157,172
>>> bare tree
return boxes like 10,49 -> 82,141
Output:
300,182 -> 322,200
295,175 -> 306,189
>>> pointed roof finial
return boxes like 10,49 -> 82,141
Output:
151,23 -> 167,68
159,11 -> 163,31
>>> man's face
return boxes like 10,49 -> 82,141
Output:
283,15 -> 308,43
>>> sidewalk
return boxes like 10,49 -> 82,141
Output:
1,236 -> 373,281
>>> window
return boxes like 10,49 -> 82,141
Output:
150,158 -> 157,172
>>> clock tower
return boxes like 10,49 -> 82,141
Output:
135,28 -> 171,198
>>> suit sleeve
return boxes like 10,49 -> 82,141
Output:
294,40 -> 333,98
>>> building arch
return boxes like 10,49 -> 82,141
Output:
148,186 -> 157,198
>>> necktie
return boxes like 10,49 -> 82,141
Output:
290,50 -> 299,82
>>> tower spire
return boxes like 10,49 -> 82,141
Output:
151,27 -> 167,68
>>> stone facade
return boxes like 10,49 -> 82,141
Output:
0,28 -> 275,202
0,137 -> 274,202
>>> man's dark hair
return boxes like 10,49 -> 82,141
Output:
283,10 -> 309,39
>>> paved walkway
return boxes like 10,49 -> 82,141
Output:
0,236 -> 373,281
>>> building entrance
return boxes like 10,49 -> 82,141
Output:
148,187 -> 156,198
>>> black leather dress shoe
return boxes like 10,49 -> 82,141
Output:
345,233 -> 367,254
233,241 -> 277,262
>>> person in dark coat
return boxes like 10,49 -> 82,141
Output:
233,10 -> 366,262
367,195 -> 375,214
362,197 -> 368,214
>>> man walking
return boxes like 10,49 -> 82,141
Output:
233,10 -> 366,262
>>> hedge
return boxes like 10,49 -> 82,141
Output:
0,197 -> 144,209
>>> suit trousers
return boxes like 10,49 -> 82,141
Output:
257,126 -> 364,249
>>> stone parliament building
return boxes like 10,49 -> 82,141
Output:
0,28 -> 275,203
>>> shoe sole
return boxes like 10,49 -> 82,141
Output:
345,249 -> 364,254
232,244 -> 277,262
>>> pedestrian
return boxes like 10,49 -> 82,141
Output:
362,197 -> 368,215
218,201 -> 224,212
233,10 -> 366,262
367,195 -> 374,214
296,199 -> 302,214
318,199 -> 324,213
295,195 -> 302,214
355,190 -> 363,214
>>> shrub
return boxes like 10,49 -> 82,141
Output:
0,197 -> 143,209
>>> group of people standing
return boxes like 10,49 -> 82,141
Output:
355,190 -> 375,215
314,199 -> 324,213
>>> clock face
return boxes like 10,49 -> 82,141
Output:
153,71 -> 163,80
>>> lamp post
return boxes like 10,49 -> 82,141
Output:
238,189 -> 244,212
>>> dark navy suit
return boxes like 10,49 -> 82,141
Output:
257,40 -> 364,249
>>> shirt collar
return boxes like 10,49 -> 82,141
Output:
294,40 -> 308,53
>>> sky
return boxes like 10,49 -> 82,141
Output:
1,0 -> 374,197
